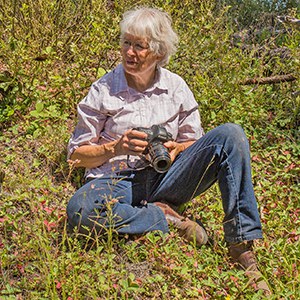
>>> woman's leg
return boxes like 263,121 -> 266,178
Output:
67,175 -> 168,235
150,123 -> 263,243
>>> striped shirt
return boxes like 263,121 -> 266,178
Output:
68,64 -> 204,178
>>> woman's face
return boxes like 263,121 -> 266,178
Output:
121,33 -> 161,77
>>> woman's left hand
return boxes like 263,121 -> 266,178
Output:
164,140 -> 195,162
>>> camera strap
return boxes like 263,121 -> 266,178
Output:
126,155 -> 151,171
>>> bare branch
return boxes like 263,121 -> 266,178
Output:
241,74 -> 297,85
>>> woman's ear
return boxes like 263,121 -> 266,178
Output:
155,53 -> 164,63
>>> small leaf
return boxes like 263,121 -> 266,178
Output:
97,67 -> 106,78
35,102 -> 44,112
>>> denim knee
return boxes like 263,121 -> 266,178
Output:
218,123 -> 246,140
216,123 -> 249,155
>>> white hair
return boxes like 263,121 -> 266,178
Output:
120,7 -> 178,66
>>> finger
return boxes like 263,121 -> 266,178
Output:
125,140 -> 147,154
164,141 -> 176,149
130,138 -> 148,148
169,150 -> 177,162
130,129 -> 148,139
127,142 -> 146,151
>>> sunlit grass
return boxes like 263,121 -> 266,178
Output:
0,0 -> 299,299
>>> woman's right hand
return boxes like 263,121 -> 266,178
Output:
114,129 -> 149,156
69,129 -> 149,169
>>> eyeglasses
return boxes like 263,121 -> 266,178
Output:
121,39 -> 150,52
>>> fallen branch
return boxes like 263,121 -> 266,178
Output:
277,16 -> 300,29
241,74 -> 297,85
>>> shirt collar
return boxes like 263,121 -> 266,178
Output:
151,66 -> 168,91
110,64 -> 129,95
110,64 -> 168,96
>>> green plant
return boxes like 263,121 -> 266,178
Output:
0,0 -> 299,299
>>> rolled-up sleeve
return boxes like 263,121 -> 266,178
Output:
67,84 -> 107,158
175,80 -> 205,142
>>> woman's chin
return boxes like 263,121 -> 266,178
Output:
124,65 -> 139,75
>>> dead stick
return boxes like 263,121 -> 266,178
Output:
241,74 -> 297,85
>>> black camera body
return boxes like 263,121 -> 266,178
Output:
134,125 -> 173,173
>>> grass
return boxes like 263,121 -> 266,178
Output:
0,0 -> 299,299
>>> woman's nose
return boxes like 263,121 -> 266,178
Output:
126,46 -> 136,56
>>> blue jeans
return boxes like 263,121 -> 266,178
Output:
67,123 -> 263,243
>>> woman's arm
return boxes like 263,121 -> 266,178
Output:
69,140 -> 119,169
70,129 -> 149,168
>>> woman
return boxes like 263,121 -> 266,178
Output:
67,7 -> 270,294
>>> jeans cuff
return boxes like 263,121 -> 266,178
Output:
225,232 -> 263,244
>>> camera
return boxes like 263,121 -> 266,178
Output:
133,125 -> 173,173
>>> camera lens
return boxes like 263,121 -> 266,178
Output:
152,155 -> 172,173
148,143 -> 172,173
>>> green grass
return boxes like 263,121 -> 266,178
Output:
0,0 -> 299,299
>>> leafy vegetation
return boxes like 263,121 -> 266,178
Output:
0,0 -> 299,299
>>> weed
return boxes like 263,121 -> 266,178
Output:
0,0 -> 299,299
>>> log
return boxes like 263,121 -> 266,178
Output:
241,74 -> 297,85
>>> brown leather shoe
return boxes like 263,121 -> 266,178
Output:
229,241 -> 272,295
154,202 -> 208,246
